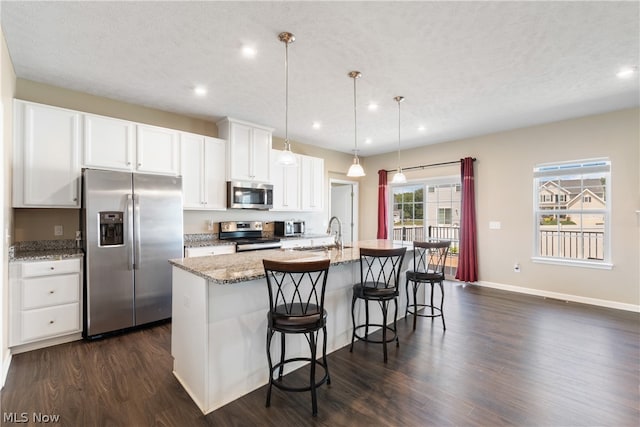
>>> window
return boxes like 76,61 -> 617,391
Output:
392,185 -> 424,241
533,159 -> 611,268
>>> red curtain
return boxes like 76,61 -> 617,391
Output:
377,170 -> 388,239
455,157 -> 478,282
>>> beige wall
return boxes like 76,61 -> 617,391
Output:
1,24 -> 17,386
361,108 -> 640,307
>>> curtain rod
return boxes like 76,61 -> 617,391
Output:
384,157 -> 476,174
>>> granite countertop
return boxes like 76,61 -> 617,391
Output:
10,239 -> 84,262
169,240 -> 409,284
183,233 -> 333,248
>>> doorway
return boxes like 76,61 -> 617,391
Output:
329,179 -> 358,245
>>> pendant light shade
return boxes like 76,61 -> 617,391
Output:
347,71 -> 365,177
391,95 -> 407,183
277,31 -> 297,166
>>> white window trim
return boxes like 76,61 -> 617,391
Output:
532,158 -> 612,267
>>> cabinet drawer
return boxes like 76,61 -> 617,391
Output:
184,245 -> 236,257
21,303 -> 80,342
22,274 -> 80,309
22,258 -> 81,278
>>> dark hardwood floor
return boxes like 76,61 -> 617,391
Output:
2,283 -> 639,426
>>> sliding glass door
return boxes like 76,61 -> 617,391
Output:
391,178 -> 461,277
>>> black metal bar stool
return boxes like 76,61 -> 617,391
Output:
405,240 -> 450,330
263,258 -> 331,417
350,247 -> 407,363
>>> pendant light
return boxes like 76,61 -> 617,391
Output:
277,31 -> 297,166
391,96 -> 407,184
347,71 -> 365,177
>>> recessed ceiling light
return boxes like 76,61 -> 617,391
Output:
365,138 -> 372,144
617,66 -> 638,79
418,125 -> 426,132
194,86 -> 207,96
312,121 -> 321,129
242,45 -> 257,58
368,103 -> 378,111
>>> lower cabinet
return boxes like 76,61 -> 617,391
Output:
184,245 -> 236,257
9,258 -> 83,352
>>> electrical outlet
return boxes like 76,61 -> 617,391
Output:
54,225 -> 63,236
514,263 -> 520,273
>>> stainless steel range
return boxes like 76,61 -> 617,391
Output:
219,221 -> 282,252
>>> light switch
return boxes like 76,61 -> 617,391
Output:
489,221 -> 501,230
54,225 -> 63,236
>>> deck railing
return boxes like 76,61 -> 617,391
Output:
538,230 -> 604,260
393,226 -> 604,262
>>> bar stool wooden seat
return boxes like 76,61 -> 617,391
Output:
405,240 -> 450,330
263,258 -> 331,417
350,247 -> 407,363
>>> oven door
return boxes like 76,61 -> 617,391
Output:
227,181 -> 273,210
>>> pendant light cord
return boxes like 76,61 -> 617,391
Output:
353,75 -> 358,159
284,38 -> 289,149
397,99 -> 401,169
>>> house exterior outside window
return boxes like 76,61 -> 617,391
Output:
533,159 -> 611,268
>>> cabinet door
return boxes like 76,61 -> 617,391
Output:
136,124 -> 180,175
181,133 -> 205,209
83,114 -> 135,171
14,101 -> 81,207
203,137 -> 227,209
301,155 -> 324,211
251,128 -> 272,182
271,150 -> 300,211
228,122 -> 253,181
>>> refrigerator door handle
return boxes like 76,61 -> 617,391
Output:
127,194 -> 134,271
134,193 -> 141,270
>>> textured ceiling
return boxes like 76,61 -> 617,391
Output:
2,1 -> 639,157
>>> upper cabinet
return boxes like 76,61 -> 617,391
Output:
300,155 -> 324,211
217,117 -> 272,183
271,149 -> 301,211
181,133 -> 226,210
136,124 -> 180,175
13,100 -> 81,208
83,113 -> 136,171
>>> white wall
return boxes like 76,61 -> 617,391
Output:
361,108 -> 640,309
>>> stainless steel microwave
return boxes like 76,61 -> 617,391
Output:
227,181 -> 273,210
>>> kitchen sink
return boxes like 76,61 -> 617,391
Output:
291,244 -> 351,251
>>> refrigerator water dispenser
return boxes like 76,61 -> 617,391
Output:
99,211 -> 124,246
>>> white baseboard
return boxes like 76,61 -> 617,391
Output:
473,280 -> 640,313
1,351 -> 11,389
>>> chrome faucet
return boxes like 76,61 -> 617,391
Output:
326,216 -> 343,250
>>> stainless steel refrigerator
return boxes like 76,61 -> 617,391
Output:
82,169 -> 183,338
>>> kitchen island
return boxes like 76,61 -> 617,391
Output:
169,240 -> 415,414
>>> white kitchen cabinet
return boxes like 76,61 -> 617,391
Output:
184,245 -> 236,257
136,124 -> 181,175
301,155 -> 325,211
217,117 -> 273,183
271,149 -> 301,211
181,133 -> 227,210
9,258 -> 83,352
13,100 -> 81,208
83,113 -> 136,171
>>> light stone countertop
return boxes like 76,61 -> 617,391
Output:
169,239 -> 409,284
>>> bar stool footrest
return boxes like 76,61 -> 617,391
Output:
270,357 -> 329,393
407,303 -> 443,318
353,324 -> 398,344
